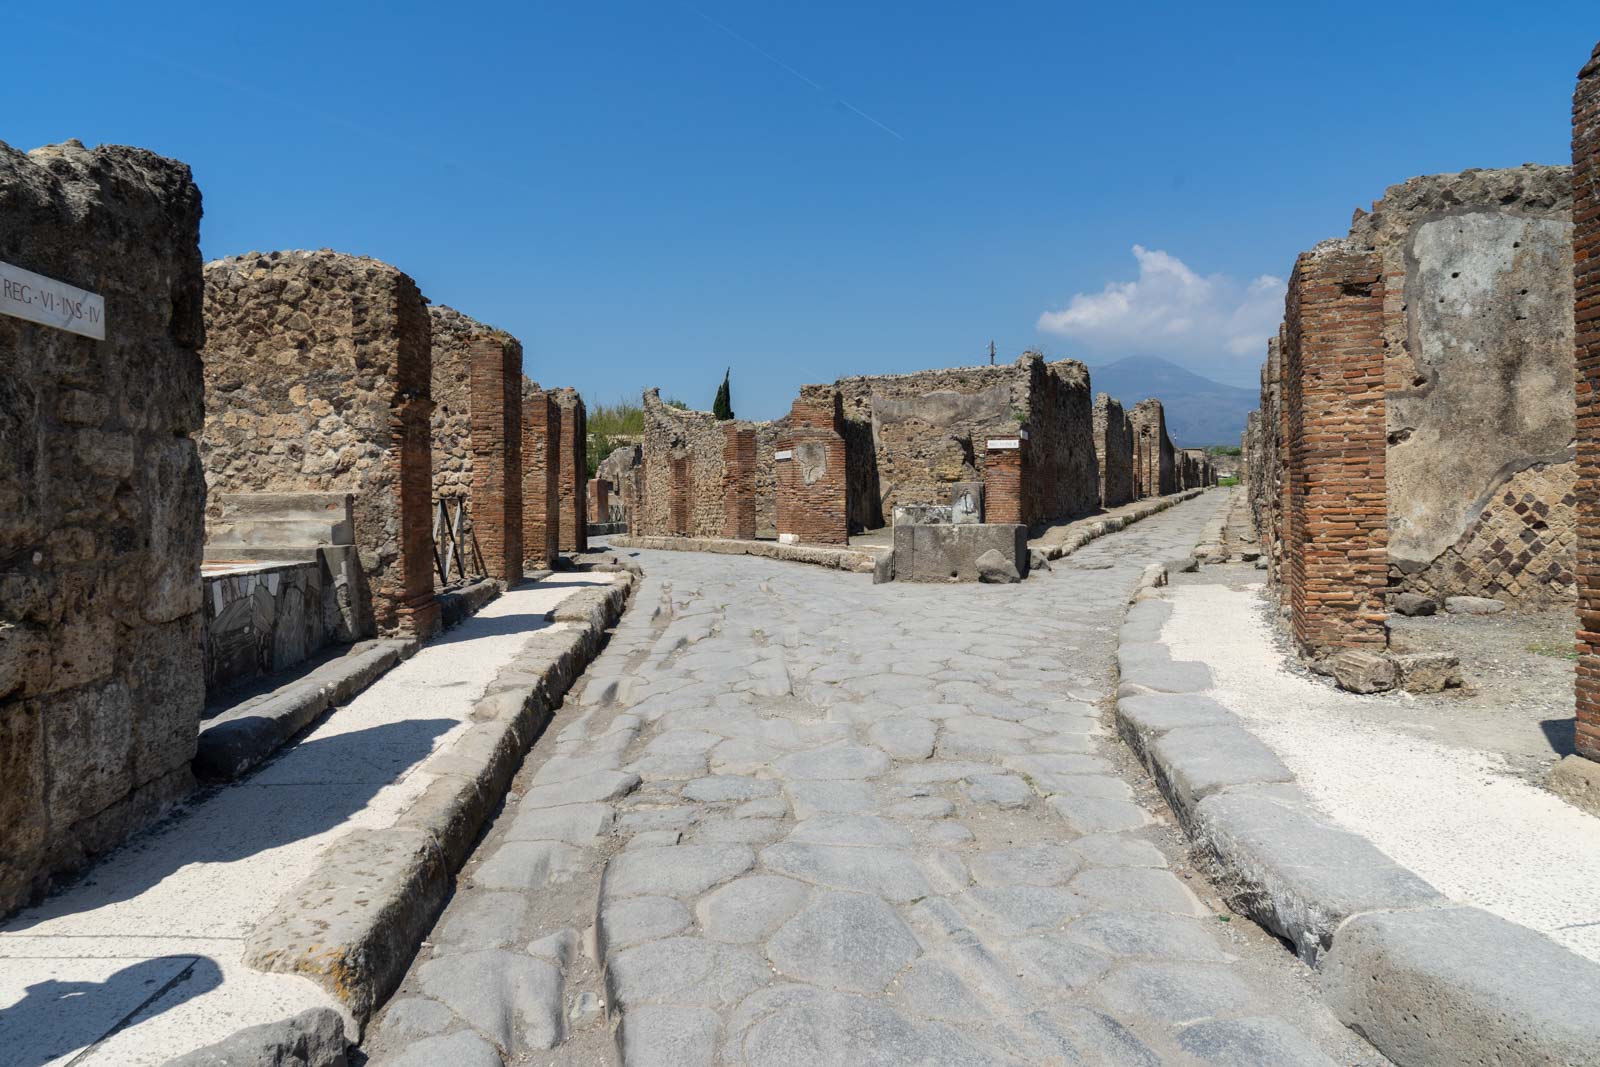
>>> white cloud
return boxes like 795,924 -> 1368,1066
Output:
1037,246 -> 1284,375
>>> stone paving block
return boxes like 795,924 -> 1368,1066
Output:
435,891 -> 529,949
1046,794 -> 1151,834
1068,868 -> 1207,916
1176,1017 -> 1341,1067
1063,912 -> 1229,962
681,775 -> 781,802
697,875 -> 810,943
502,801 -> 614,845
895,958 -> 989,1022
1007,934 -> 1112,991
788,814 -> 913,848
964,774 -> 1032,808
1148,725 -> 1294,827
1024,1006 -> 1162,1067
615,1004 -> 720,1067
416,948 -> 563,1053
1318,906 -> 1600,1067
1192,784 -> 1444,963
164,1007 -> 349,1067
471,840 -> 587,891
867,718 -> 938,759
376,997 -> 453,1040
1093,961 -> 1260,1026
520,770 -> 641,809
954,886 -> 1086,936
599,896 -> 694,953
1069,835 -> 1168,869
371,1030 -> 503,1067
761,842 -> 932,901
602,844 -> 755,899
786,779 -> 876,818
767,890 -> 921,992
967,845 -> 1081,887
607,937 -> 770,1008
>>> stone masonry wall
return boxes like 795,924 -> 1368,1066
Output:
640,390 -> 732,538
1283,241 -> 1389,657
1573,41 -> 1600,762
428,305 -> 477,503
1248,338 -> 1285,587
201,250 -> 438,638
1027,359 -> 1098,524
596,444 -> 641,528
1347,167 -> 1577,608
0,141 -> 206,913
552,389 -> 587,553
522,379 -> 560,569
1094,393 -> 1135,508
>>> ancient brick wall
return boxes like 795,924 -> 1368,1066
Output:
202,250 -> 438,637
1573,41 -> 1600,762
1344,167 -> 1577,608
468,334 -> 522,583
1026,359 -> 1098,524
588,478 -> 611,526
552,389 -> 587,553
1246,338 -> 1285,583
1094,393 -> 1135,508
776,388 -> 849,545
521,379 -> 560,568
983,439 -> 1026,524
1130,399 -> 1175,498
1282,242 -> 1389,656
0,141 -> 206,913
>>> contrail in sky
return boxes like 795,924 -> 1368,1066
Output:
686,5 -> 905,141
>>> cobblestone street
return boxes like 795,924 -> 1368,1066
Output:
364,493 -> 1383,1066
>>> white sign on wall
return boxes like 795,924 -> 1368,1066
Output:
774,449 -> 794,461
986,438 -> 1021,450
0,260 -> 105,340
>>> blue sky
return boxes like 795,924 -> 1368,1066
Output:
7,3 -> 1594,417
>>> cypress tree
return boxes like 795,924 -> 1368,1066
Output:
712,368 -> 734,420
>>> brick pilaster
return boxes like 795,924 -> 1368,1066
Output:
670,454 -> 691,536
522,388 -> 560,568
776,389 -> 849,545
468,335 -> 523,583
983,438 -> 1026,525
723,424 -> 757,540
390,393 -> 440,637
1573,41 -> 1600,760
588,478 -> 611,525
1283,244 -> 1388,657
555,392 -> 588,553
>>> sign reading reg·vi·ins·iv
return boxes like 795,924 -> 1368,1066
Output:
0,260 -> 105,340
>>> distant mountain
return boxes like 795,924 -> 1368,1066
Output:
1085,356 -> 1256,449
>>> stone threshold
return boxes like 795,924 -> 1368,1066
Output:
1110,569 -> 1600,1067
605,533 -> 893,582
1030,488 -> 1207,561
234,575 -> 636,1042
195,578 -> 503,783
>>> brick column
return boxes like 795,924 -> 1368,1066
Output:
1573,42 -> 1600,760
391,393 -> 440,637
670,455 -> 691,536
983,436 -> 1026,524
1283,244 -> 1388,657
468,335 -> 522,583
554,392 -> 588,553
522,388 -> 560,568
723,423 -> 757,540
588,478 -> 611,525
775,389 -> 849,545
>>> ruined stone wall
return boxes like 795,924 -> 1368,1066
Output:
639,390 -> 733,538
1247,338 -> 1284,584
834,360 -> 1033,526
201,250 -> 438,637
552,389 -> 587,553
1282,241 -> 1389,656
755,421 -> 784,533
1573,41 -> 1600,762
1094,393 -> 1135,508
1,141 -> 206,913
1347,167 -> 1577,607
1130,399 -> 1175,498
522,379 -> 560,568
1026,359 -> 1098,524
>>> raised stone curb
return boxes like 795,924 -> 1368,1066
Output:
240,572 -> 637,1036
1032,487 -> 1205,562
195,640 -> 414,782
1111,556 -> 1600,1065
195,579 -> 508,783
607,533 -> 890,580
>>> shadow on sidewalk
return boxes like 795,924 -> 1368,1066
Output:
3,717 -> 456,932
0,955 -> 222,1067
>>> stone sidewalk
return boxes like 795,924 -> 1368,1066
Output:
0,574 -> 613,1067
361,492 -> 1384,1067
